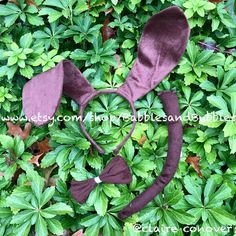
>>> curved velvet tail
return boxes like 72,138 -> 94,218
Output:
118,91 -> 183,220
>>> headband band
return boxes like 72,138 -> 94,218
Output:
79,89 -> 137,155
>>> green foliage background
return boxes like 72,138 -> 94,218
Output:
0,0 -> 236,235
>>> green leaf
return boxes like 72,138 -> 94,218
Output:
81,214 -> 101,227
199,81 -> 216,92
0,135 -> 14,149
111,0 -> 118,5
102,184 -> 120,198
15,221 -> 31,236
27,14 -> 44,26
212,18 -> 220,31
41,147 -> 62,168
43,0 -> 64,8
0,5 -> 16,16
10,42 -> 19,50
185,195 -> 203,208
74,0 -> 88,13
207,184 -> 232,207
204,178 -> 217,205
94,191 -> 108,216
76,139 -> 91,149
4,163 -> 17,180
8,56 -> 18,66
131,123 -> 148,141
35,215 -> 48,236
20,66 -> 34,78
124,139 -> 134,160
184,176 -> 202,205
27,169 -> 44,200
85,224 -> 100,236
39,8 -> 62,22
165,188 -> 183,206
191,91 -> 203,103
14,136 -> 25,157
205,2 -> 216,10
206,151 -> 217,164
231,92 -> 236,115
103,223 -> 113,236
11,210 -> 35,224
40,187 -> 55,208
56,147 -> 71,167
223,121 -> 236,137
46,218 -> 64,235
162,210 -> 178,227
0,207 -> 12,218
222,69 -> 236,88
5,14 -> 19,27
229,135 -> 236,154
200,113 -> 223,128
139,206 -> 160,222
132,159 -> 155,178
70,49 -> 89,60
170,209 -> 195,225
20,33 -> 33,48
123,222 -> 141,236
221,13 -> 236,28
204,139 -> 212,153
209,208 -> 236,225
207,95 -> 229,114
182,86 -> 191,101
122,39 -> 135,49
43,203 -> 73,215
6,196 -> 34,210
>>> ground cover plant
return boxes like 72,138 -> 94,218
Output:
0,0 -> 236,235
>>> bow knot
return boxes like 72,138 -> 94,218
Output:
70,156 -> 132,203
94,176 -> 102,184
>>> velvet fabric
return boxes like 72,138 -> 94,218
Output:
117,7 -> 190,102
22,6 -> 190,220
22,60 -> 95,126
118,91 -> 183,219
70,156 -> 132,203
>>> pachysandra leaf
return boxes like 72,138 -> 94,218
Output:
43,203 -> 73,215
223,121 -> 236,137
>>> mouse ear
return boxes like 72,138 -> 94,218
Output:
117,6 -> 190,102
22,60 -> 95,126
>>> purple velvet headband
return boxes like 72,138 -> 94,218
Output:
22,6 -> 190,219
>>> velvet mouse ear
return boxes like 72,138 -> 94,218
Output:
117,6 -> 190,102
22,60 -> 94,126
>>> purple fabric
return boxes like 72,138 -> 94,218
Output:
70,156 -> 132,203
22,60 -> 94,126
22,6 -> 190,220
118,91 -> 183,219
117,6 -> 190,102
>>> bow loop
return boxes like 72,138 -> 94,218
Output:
70,156 -> 132,204
100,156 -> 132,184
70,178 -> 97,204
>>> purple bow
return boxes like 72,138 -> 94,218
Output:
70,156 -> 132,203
